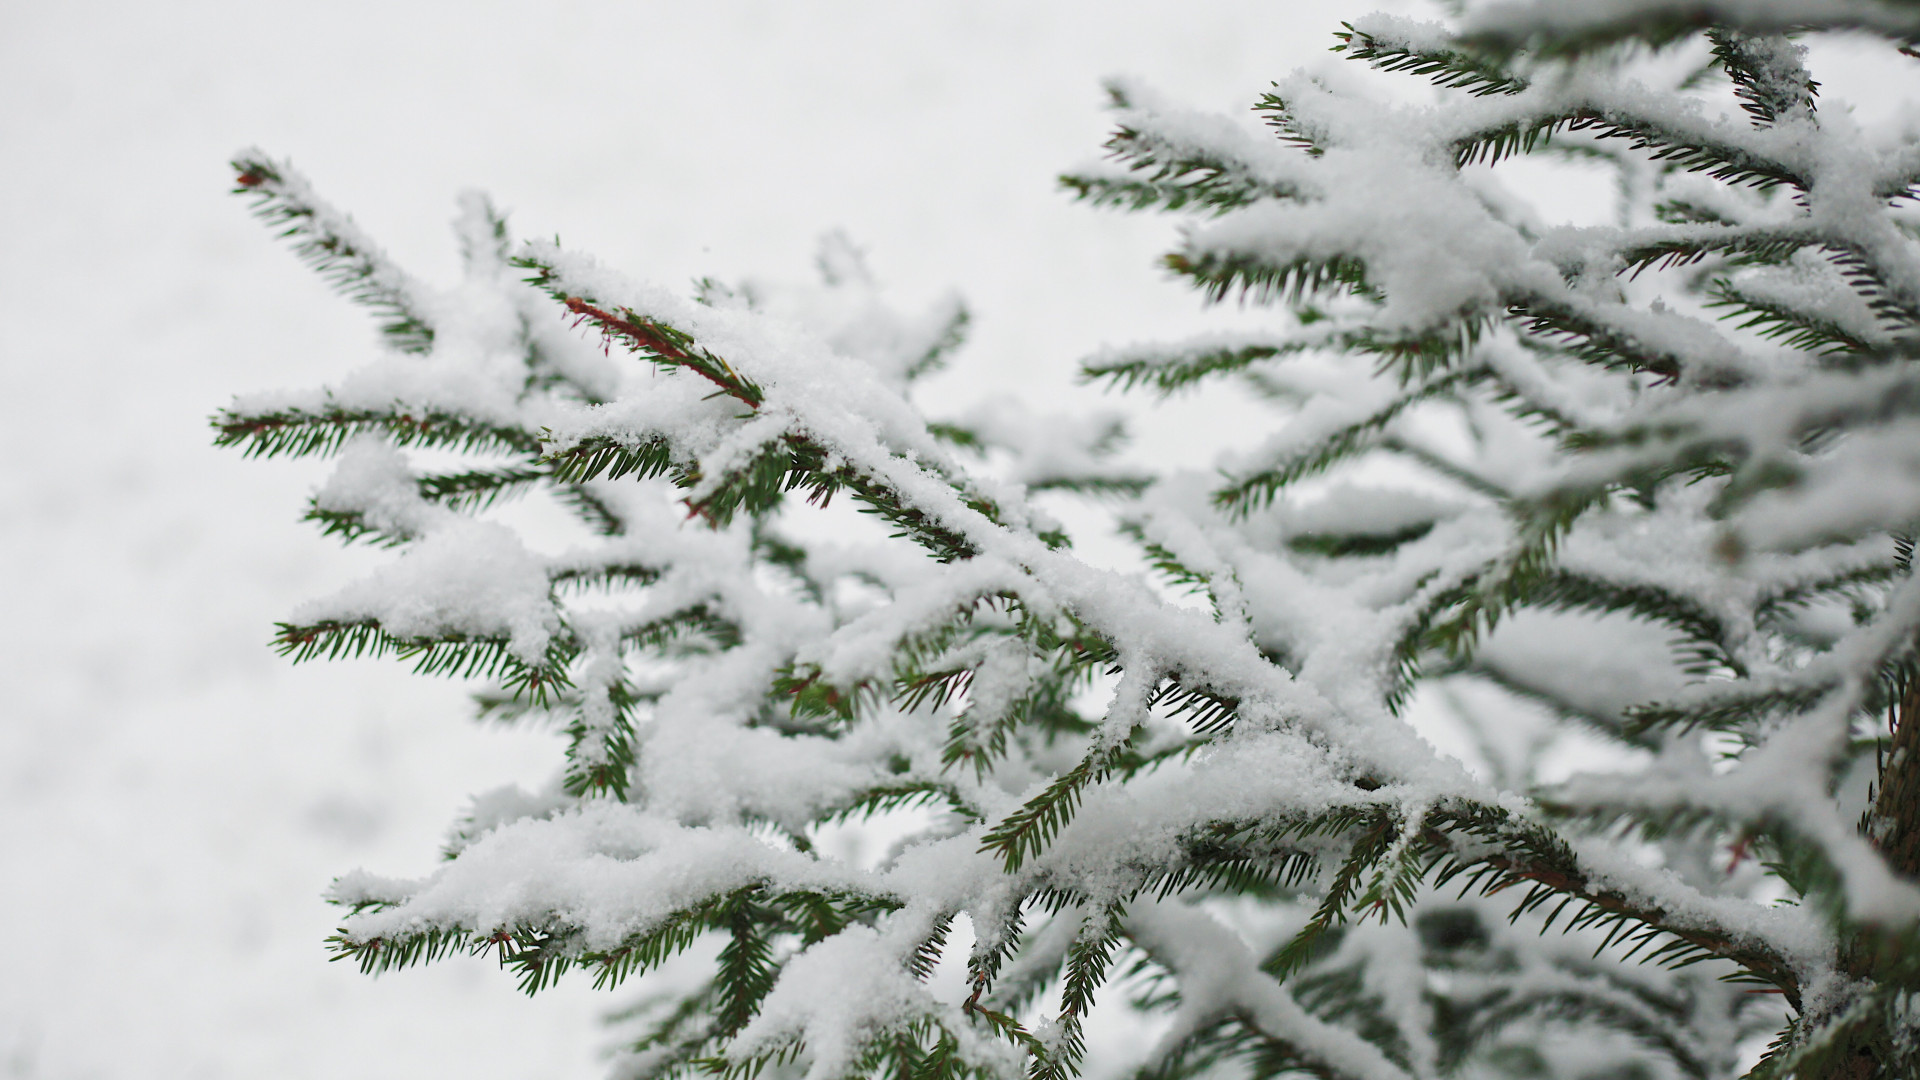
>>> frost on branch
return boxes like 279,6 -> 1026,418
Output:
223,4 -> 1920,1076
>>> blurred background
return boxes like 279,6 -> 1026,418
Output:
0,2 -> 1416,1076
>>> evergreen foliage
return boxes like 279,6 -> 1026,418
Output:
220,3 -> 1920,1077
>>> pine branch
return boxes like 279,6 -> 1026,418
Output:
1213,366 -> 1490,515
561,678 -> 640,800
543,435 -> 683,485
1624,681 -> 1834,737
1149,676 -> 1240,739
979,740 -> 1130,873
1333,21 -> 1530,97
1506,298 -> 1687,379
1061,130 -> 1298,215
713,893 -> 781,1037
1165,249 -> 1374,307
1449,108 -> 1810,190
1708,29 -> 1819,127
559,296 -> 765,408
1521,569 -> 1744,677
1617,227 -> 1810,276
819,782 -> 983,826
213,404 -> 541,459
1028,907 -> 1125,1080
273,619 -> 574,706
904,302 -> 971,382
1423,801 -> 1803,1003
1286,520 -> 1437,558
1080,339 -> 1306,395
415,464 -> 548,512
232,151 -> 438,353
1418,491 -> 1603,663
1705,278 -> 1875,357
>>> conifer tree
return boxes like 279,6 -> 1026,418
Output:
219,2 -> 1920,1077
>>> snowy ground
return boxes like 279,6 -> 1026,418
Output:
0,3 -> 1414,1077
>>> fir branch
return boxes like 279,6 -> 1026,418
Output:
1027,474 -> 1152,498
212,404 -> 541,459
1418,490 -> 1603,662
273,619 -> 574,706
549,561 -> 665,592
560,296 -> 766,408
561,678 -> 640,800
979,740 -> 1130,873
1705,277 -> 1875,357
299,504 -> 412,547
1064,81 -> 1306,216
1080,339 -> 1307,395
1506,298 -> 1686,379
455,189 -> 513,273
1756,560 -> 1903,624
1061,133 -> 1297,215
1149,676 -> 1240,739
1459,985 -> 1709,1077
610,987 -> 720,1080
1165,249 -> 1373,306
1252,92 -> 1331,158
415,464 -> 548,512
1451,657 -> 1659,749
687,433 -> 984,562
1263,806 -> 1404,982
304,463 -> 551,546
1213,366 -> 1490,515
713,893 -> 782,1037
1422,800 -> 1802,1002
1286,520 -> 1437,558
1451,109 -> 1810,191
232,151 -> 438,354
585,899 -> 736,992
1822,242 -> 1920,333
1379,435 -> 1512,502
1616,227 -> 1810,276
1521,568 -> 1744,677
905,302 -> 972,382
1355,317 -> 1499,385
1625,681 -> 1836,737
1029,908 -> 1126,1080
819,782 -> 982,826
327,923 -> 492,976
1119,523 -> 1229,624
543,435 -> 683,485
1708,29 -> 1819,128
1333,21 -> 1530,97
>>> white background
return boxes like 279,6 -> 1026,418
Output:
0,2 -> 1414,1077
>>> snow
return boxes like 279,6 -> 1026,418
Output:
339,805 -> 875,950
312,438 -> 451,540
2,3 -> 1359,1077
295,521 -> 560,665
21,1 -> 1920,1078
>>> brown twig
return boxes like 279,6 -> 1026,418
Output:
562,297 -> 761,407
